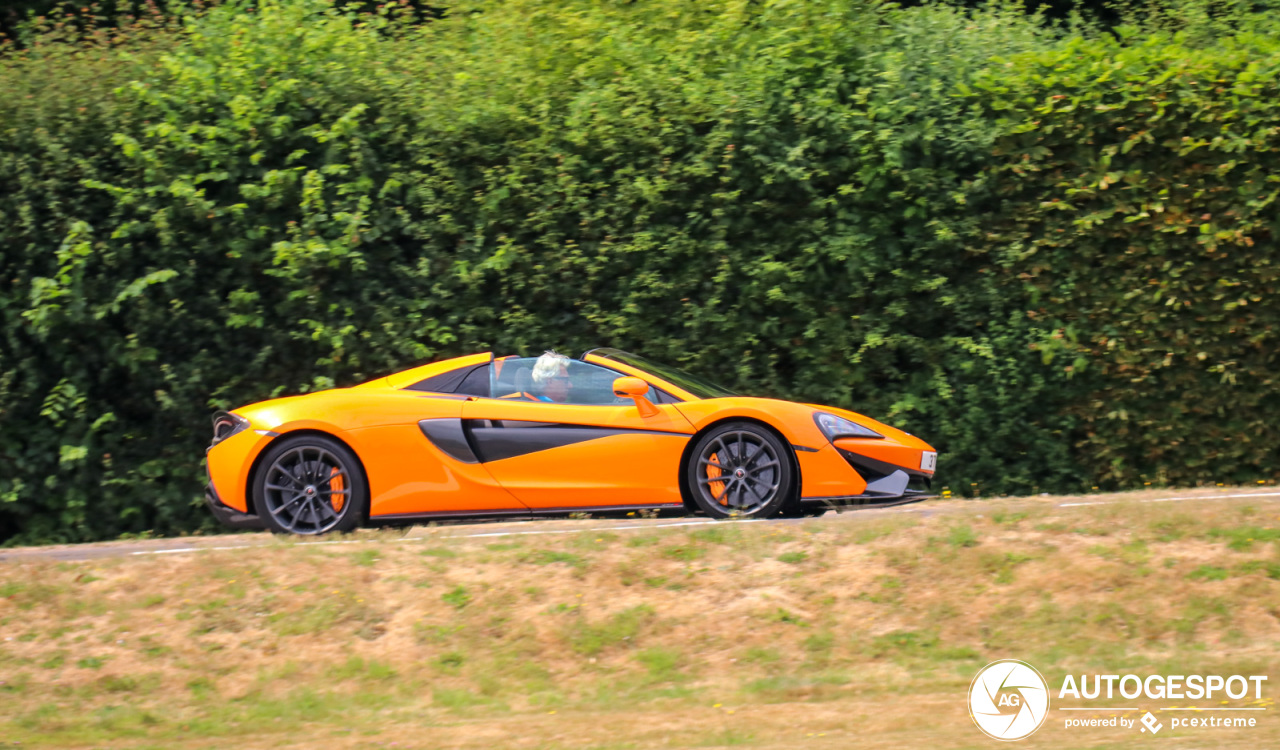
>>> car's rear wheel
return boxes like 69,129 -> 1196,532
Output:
686,422 -> 795,518
253,434 -> 367,535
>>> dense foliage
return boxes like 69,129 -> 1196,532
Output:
1,0 -> 1276,544
973,19 -> 1280,486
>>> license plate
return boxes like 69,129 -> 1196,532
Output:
920,452 -> 937,472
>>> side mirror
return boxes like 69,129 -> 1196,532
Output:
613,377 -> 660,417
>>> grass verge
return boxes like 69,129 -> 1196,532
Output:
0,493 -> 1277,748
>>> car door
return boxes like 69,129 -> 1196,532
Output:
348,388 -> 530,518
459,358 -> 695,508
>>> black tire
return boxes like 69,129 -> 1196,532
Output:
252,434 -> 368,536
685,422 -> 796,519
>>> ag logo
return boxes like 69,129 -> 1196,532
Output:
969,660 -> 1050,741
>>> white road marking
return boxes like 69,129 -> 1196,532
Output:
1144,490 -> 1280,503
1059,490 -> 1280,509
138,547 -> 215,555
450,518 -> 770,539
133,539 -> 369,556
129,519 -> 770,555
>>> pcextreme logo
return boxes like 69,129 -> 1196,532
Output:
968,660 -> 1050,741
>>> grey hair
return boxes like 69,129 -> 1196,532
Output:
531,350 -> 570,385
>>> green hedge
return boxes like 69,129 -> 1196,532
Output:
1,0 -> 1276,544
972,19 -> 1280,486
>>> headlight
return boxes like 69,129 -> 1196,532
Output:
813,411 -> 883,441
211,411 -> 250,447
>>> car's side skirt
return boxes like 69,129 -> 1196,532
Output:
371,502 -> 687,522
800,493 -> 933,510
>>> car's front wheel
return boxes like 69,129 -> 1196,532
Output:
253,434 -> 367,535
686,422 -> 795,518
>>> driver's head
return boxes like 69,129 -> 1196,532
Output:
531,351 -> 572,402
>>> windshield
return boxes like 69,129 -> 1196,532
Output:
584,349 -> 738,400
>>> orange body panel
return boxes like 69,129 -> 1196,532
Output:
208,386 -> 480,515
346,424 -> 522,515
833,437 -> 935,477
206,428 -> 275,513
475,433 -> 689,507
384,352 -> 491,390
796,445 -> 870,499
205,349 -> 939,523
459,399 -> 694,508
804,403 -> 934,449
241,391 -> 458,432
671,398 -> 934,498
672,397 -> 828,447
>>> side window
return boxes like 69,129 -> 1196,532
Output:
562,361 -> 636,405
488,358 -> 666,405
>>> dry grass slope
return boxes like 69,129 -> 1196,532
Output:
1,492 -> 1277,748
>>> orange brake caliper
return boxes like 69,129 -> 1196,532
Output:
708,452 -> 726,504
328,468 -> 345,512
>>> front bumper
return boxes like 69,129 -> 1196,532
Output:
795,437 -> 936,509
204,481 -> 265,531
839,447 -> 933,496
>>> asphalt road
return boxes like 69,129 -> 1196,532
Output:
2,486 -> 1278,564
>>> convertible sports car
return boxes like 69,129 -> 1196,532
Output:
205,349 -> 937,535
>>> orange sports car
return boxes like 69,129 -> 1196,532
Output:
204,349 -> 937,535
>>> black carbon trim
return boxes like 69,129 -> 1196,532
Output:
467,420 -> 687,435
455,365 -> 492,397
373,503 -> 686,521
838,448 -> 930,479
210,410 -> 250,448
864,470 -> 909,496
419,419 -> 480,463
463,420 -> 688,463
791,444 -> 820,453
799,492 -> 932,507
406,364 -> 482,393
204,482 -> 265,530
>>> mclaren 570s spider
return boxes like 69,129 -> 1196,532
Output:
204,349 -> 938,535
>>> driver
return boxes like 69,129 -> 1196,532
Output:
530,351 -> 573,403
